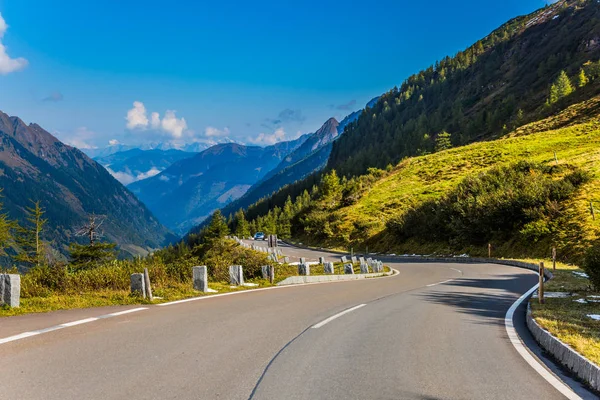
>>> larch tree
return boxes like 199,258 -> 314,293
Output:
578,68 -> 589,88
435,131 -> 453,152
15,200 -> 48,268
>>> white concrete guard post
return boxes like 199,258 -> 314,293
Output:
351,256 -> 358,264
298,263 -> 310,276
229,265 -> 244,286
344,263 -> 354,275
341,256 -> 348,263
130,273 -> 146,298
299,257 -> 306,264
360,262 -> 369,274
261,265 -> 270,279
319,257 -> 325,265
0,274 -> 20,308
193,266 -> 209,292
324,262 -> 334,274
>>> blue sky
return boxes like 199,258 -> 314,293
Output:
0,0 -> 554,150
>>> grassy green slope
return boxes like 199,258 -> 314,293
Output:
297,96 -> 600,262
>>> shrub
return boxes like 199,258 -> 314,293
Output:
388,161 -> 590,248
583,245 -> 600,290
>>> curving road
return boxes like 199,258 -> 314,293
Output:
0,242 -> 596,399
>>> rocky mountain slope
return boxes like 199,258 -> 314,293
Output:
0,110 -> 175,259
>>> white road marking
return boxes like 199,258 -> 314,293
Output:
426,279 -> 454,287
311,304 -> 366,329
0,268 -> 400,345
158,269 -> 400,307
0,307 -> 148,346
505,284 -> 582,400
450,268 -> 462,274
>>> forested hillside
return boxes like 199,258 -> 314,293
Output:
232,95 -> 600,262
218,0 -> 600,263
329,0 -> 600,176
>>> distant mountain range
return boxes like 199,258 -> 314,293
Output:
83,138 -> 235,159
94,148 -> 197,185
0,110 -> 175,260
128,136 -> 310,234
217,98 -> 376,220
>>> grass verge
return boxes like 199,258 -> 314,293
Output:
0,262 -> 390,318
528,259 -> 600,366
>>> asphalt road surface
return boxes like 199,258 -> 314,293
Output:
0,242 -> 596,399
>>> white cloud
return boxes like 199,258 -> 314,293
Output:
126,101 -> 149,130
150,112 -> 161,129
107,167 -> 163,185
248,127 -> 287,146
0,13 -> 28,75
161,110 -> 187,138
136,167 -> 161,180
205,126 -> 230,137
63,127 -> 97,150
125,101 -> 188,139
108,139 -> 120,146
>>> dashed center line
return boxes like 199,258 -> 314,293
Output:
311,304 -> 367,329
426,279 -> 455,287
0,307 -> 148,345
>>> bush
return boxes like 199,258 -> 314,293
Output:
583,245 -> 600,290
388,161 -> 590,248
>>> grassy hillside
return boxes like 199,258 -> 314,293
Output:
328,0 -> 600,177
242,96 -> 600,263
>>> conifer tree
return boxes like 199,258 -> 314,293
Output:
578,68 -> 589,88
203,210 -> 229,243
233,209 -> 250,238
435,131 -> 453,152
15,200 -> 48,267
69,214 -> 116,271
554,70 -> 574,101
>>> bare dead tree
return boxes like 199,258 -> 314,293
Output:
75,213 -> 106,245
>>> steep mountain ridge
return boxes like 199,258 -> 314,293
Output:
328,0 -> 600,177
226,0 -> 600,252
0,111 -> 175,259
215,100 -> 371,222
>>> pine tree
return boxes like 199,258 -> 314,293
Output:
233,209 -> 250,238
578,68 -> 589,88
203,210 -> 229,243
15,200 -> 48,267
69,242 -> 116,271
320,170 -> 342,207
556,70 -> 574,99
435,131 -> 453,152
69,213 -> 116,271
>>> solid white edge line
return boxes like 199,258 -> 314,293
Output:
311,304 -> 367,329
0,269 -> 400,344
0,307 -> 148,346
505,284 -> 582,400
